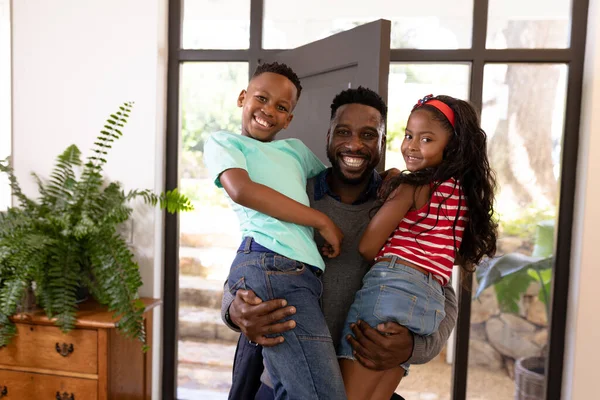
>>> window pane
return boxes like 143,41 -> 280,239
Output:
386,64 -> 470,172
177,62 -> 248,399
386,63 -> 469,400
0,0 -> 11,211
487,0 -> 572,49
264,1 -> 474,49
468,64 -> 568,399
182,0 -> 250,49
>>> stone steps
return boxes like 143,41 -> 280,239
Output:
178,246 -> 233,281
178,339 -> 236,367
179,275 -> 224,309
179,306 -> 239,343
177,339 -> 235,399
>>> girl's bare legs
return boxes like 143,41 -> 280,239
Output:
340,359 -> 385,400
370,367 -> 405,400
340,359 -> 405,400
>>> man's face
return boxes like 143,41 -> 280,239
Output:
326,103 -> 385,184
238,72 -> 297,142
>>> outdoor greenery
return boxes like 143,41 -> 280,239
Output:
0,102 -> 193,350
475,220 -> 554,318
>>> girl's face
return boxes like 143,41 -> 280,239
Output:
401,109 -> 452,172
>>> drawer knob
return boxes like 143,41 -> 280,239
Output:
0,386 -> 7,398
55,342 -> 74,357
55,392 -> 75,400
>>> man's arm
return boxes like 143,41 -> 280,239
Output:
221,281 -> 239,331
408,283 -> 458,364
220,280 -> 298,347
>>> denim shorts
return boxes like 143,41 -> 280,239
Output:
337,255 -> 446,372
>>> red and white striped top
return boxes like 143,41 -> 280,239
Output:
375,178 -> 468,285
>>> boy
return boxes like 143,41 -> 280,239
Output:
204,62 -> 347,400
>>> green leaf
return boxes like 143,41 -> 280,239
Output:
532,220 -> 555,258
527,267 -> 552,284
493,271 -> 535,313
476,253 -> 549,297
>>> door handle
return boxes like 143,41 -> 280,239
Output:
56,392 -> 75,400
0,386 -> 7,398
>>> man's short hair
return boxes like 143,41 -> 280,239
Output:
252,62 -> 302,100
330,86 -> 387,121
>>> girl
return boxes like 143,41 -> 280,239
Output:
337,94 -> 497,400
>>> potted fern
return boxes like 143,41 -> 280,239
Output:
0,102 -> 192,351
475,220 -> 554,400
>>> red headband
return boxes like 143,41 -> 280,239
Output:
413,94 -> 455,128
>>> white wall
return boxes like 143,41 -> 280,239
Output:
0,0 -> 11,211
562,0 -> 600,399
11,1 -> 168,398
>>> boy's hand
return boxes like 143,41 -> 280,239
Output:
317,217 -> 344,258
229,289 -> 297,347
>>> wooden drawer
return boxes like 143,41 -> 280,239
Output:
0,369 -> 97,400
0,324 -> 97,374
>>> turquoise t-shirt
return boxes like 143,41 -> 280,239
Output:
204,131 -> 327,270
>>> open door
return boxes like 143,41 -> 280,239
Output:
263,19 -> 391,165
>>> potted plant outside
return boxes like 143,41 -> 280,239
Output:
475,220 -> 554,400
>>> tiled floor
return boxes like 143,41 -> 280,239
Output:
177,340 -> 515,400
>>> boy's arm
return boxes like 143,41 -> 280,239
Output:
407,284 -> 458,364
219,168 -> 343,257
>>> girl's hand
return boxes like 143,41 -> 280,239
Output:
317,217 -> 344,258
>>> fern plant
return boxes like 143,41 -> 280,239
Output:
0,102 -> 193,350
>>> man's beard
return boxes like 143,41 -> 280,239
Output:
327,149 -> 375,185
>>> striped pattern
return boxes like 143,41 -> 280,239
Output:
375,178 -> 468,285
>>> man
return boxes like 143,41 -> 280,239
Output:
222,86 -> 458,400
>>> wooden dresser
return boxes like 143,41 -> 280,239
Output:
0,298 -> 160,400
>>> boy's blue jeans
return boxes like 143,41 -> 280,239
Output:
228,237 -> 346,400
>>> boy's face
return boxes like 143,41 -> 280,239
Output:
238,72 -> 298,142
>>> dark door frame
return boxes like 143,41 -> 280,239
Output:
163,0 -> 590,398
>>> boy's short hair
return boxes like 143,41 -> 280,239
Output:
330,86 -> 388,121
253,62 -> 302,100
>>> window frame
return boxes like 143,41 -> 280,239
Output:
163,1 -> 590,399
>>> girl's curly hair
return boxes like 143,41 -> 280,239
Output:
381,95 -> 498,273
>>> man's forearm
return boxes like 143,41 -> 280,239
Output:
221,281 -> 241,332
407,284 -> 458,364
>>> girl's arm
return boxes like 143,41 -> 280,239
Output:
358,184 -> 418,261
220,168 -> 343,257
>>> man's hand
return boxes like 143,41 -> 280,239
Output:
378,168 -> 401,200
229,289 -> 297,347
346,320 -> 414,370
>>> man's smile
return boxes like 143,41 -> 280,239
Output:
341,155 -> 367,170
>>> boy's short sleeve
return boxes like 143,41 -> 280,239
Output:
204,132 -> 248,188
290,139 -> 326,179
